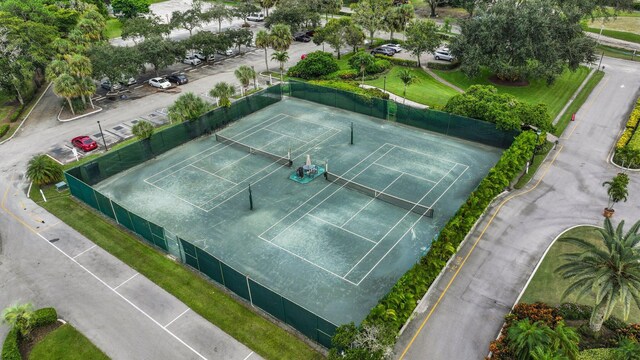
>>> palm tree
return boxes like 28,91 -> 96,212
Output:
234,65 -> 255,92
530,347 -> 568,360
555,218 -> 640,332
255,30 -> 271,72
77,77 -> 96,109
2,303 -> 35,338
271,51 -> 289,81
53,74 -> 78,115
397,69 -> 418,104
26,154 -> 64,186
132,120 -> 154,140
602,173 -> 629,216
270,24 -> 292,52
548,321 -> 579,360
65,54 -> 93,107
209,82 -> 236,108
350,51 -> 375,84
168,92 -> 211,123
508,320 -> 554,360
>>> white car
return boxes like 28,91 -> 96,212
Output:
217,48 -> 233,56
183,56 -> 202,66
193,52 -> 215,61
434,48 -> 454,62
246,13 -> 264,21
381,43 -> 402,53
148,77 -> 172,89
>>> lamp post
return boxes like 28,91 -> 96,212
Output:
97,120 -> 108,151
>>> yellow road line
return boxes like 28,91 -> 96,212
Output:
399,145 -> 564,359
1,174 -> 38,234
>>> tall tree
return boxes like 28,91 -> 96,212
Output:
383,5 -> 413,40
26,155 -> 63,186
170,0 -> 205,37
203,3 -> 232,32
349,51 -> 375,84
234,65 -> 255,91
555,218 -> 640,332
136,36 -> 184,75
352,0 -> 390,44
234,0 -> 261,26
52,74 -> 77,115
344,23 -> 365,54
264,0 -> 320,32
257,0 -> 277,16
209,82 -> 236,108
255,30 -> 272,72
271,51 -> 289,80
316,18 -> 350,59
425,0 -> 445,17
89,44 -> 142,85
168,92 -> 211,122
111,0 -> 151,19
397,69 -> 418,104
270,24 -> 292,52
404,19 -> 440,67
227,28 -> 253,54
450,0 -> 596,83
188,31 -> 232,63
122,15 -> 171,43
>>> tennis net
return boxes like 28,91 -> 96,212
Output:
216,134 -> 293,167
325,172 -> 434,218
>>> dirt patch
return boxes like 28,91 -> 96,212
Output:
565,319 -> 619,350
488,75 -> 530,87
19,321 -> 62,359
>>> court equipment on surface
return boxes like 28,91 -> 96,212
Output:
215,133 -> 293,167
325,172 -> 434,218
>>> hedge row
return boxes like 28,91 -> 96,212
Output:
1,307 -> 58,360
426,61 -> 460,71
335,131 -> 537,353
373,54 -> 418,68
615,97 -> 640,149
307,80 -> 390,99
0,124 -> 9,138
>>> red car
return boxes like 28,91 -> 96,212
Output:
71,136 -> 98,152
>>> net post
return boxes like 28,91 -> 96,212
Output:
350,122 -> 354,145
324,161 -> 328,179
248,183 -> 253,211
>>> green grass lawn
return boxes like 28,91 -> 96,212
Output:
29,324 -> 109,360
554,71 -> 605,137
104,19 -> 122,39
31,186 -> 323,360
365,66 -> 459,108
520,226 -> 640,324
432,66 -> 590,119
596,44 -> 640,62
583,25 -> 640,44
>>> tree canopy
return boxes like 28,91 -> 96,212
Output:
450,0 -> 596,83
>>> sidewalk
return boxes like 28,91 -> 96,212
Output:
359,84 -> 429,109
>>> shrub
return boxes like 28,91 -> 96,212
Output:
426,61 -> 460,71
614,96 -> 640,149
308,80 -> 389,99
0,124 -> 9,138
603,316 -> 627,332
1,327 -> 20,360
335,69 -> 358,80
577,348 -> 616,360
365,59 -> 391,75
373,54 -> 417,67
506,302 -> 562,327
287,51 -> 339,80
628,129 -> 640,150
617,323 -> 640,342
32,307 -> 58,328
557,303 -> 592,320
617,128 -> 634,148
627,108 -> 640,129
9,105 -> 24,122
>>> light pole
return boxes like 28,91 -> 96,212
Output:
97,120 -> 108,151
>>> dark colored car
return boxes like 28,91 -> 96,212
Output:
71,136 -> 98,152
293,33 -> 311,42
166,74 -> 188,85
302,29 -> 315,37
370,47 -> 395,56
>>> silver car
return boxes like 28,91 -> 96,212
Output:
148,77 -> 172,89
434,48 -> 454,62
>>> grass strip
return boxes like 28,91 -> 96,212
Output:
104,19 -> 122,39
32,187 -> 323,360
520,226 -> 640,323
553,70 -> 605,137
513,142 -> 552,190
583,25 -> 640,44
595,44 -> 640,62
29,324 -> 109,360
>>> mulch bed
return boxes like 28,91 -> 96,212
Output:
565,319 -> 619,350
488,75 -> 530,87
18,321 -> 62,359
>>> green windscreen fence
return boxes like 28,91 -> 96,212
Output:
288,80 -> 519,148
178,238 -> 337,348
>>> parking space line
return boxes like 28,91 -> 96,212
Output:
72,244 -> 96,259
243,351 -> 254,360
114,273 -> 138,290
164,308 -> 189,328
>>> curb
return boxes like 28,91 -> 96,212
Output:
0,82 -> 53,146
57,105 -> 103,122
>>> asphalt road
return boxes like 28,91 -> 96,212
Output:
394,57 -> 640,359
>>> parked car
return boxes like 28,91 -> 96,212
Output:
119,77 -> 137,86
193,52 -> 215,62
301,29 -> 315,37
71,136 -> 98,152
100,79 -> 122,91
217,48 -> 234,56
166,73 -> 188,85
149,77 -> 172,89
293,33 -> 311,42
434,48 -> 454,62
246,13 -> 265,21
183,55 -> 202,66
370,47 -> 395,56
381,43 -> 402,53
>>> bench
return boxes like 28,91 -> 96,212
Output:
55,181 -> 68,192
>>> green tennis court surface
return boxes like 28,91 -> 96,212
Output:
94,97 -> 502,325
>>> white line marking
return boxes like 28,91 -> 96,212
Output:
341,172 -> 404,228
389,143 -> 467,168
372,162 -> 437,184
189,164 -> 238,185
114,273 -> 138,290
32,232 -> 207,359
164,308 -> 189,328
243,351 -> 254,360
307,214 -> 377,244
73,244 -> 96,259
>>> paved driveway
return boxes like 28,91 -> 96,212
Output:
394,57 -> 640,359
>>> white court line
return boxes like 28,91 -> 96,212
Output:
164,308 -> 189,328
32,231 -> 208,359
145,113 -> 287,183
260,144 -> 395,240
355,165 -> 469,285
73,244 -> 96,259
114,273 -> 138,290
372,162 -> 438,184
341,172 -> 405,229
243,351 -> 255,360
343,163 -> 460,279
307,214 -> 377,245
388,143 -> 468,168
257,234 -> 358,286
275,112 -> 341,132
189,164 -> 239,185
144,181 -> 210,212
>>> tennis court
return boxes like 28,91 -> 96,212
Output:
94,97 -> 502,325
